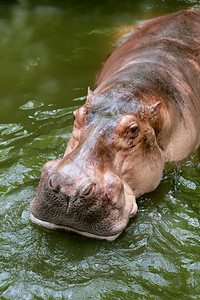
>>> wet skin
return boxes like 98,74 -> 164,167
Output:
30,10 -> 200,240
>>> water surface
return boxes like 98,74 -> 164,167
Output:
1,0 -> 200,299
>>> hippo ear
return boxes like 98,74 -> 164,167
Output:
87,86 -> 94,98
86,86 -> 94,106
149,101 -> 161,118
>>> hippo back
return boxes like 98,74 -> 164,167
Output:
96,10 -> 200,161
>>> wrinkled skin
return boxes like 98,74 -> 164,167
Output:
30,10 -> 200,240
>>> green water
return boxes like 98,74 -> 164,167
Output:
1,0 -> 200,299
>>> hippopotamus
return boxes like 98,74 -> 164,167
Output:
30,9 -> 200,240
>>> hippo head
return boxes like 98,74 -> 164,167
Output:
30,88 -> 165,240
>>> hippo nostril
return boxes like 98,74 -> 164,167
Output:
79,181 -> 96,198
49,177 -> 53,189
84,184 -> 95,196
48,173 -> 59,192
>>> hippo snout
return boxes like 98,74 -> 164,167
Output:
30,158 -> 137,240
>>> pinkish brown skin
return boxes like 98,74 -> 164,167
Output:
30,10 -> 200,240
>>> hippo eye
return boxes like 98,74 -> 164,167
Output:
129,124 -> 138,134
73,111 -> 76,120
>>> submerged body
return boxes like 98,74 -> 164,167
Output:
30,10 -> 200,240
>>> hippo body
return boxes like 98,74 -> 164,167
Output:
30,10 -> 200,240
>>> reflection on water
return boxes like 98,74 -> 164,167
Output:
0,0 -> 200,299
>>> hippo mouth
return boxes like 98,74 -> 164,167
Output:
30,213 -> 122,241
30,194 -> 137,241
